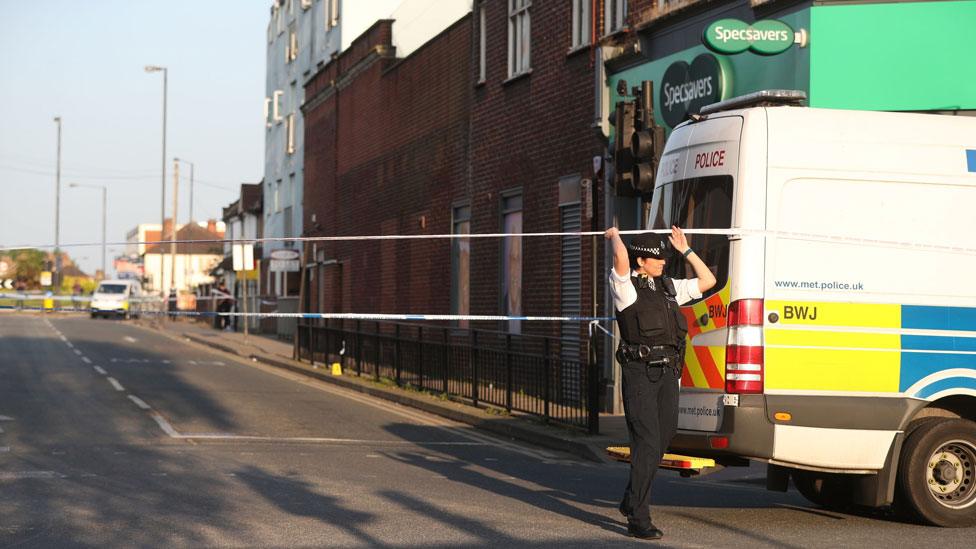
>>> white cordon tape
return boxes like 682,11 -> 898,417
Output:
3,228 -> 976,257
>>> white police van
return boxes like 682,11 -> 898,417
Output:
652,91 -> 976,526
90,279 -> 144,319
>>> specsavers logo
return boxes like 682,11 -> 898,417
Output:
659,53 -> 725,128
704,18 -> 795,55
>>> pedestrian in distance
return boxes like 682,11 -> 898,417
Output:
605,225 -> 716,540
215,281 -> 233,330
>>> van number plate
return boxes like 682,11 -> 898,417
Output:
723,394 -> 739,407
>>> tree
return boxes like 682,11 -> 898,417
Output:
12,249 -> 46,287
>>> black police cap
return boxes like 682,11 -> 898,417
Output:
629,232 -> 669,259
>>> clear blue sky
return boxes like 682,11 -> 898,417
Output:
0,0 -> 267,276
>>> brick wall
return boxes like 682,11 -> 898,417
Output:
304,3 -> 609,344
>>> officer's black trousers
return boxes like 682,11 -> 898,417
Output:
620,359 -> 680,528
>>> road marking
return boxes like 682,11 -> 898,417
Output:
110,358 -> 118,362
150,413 -> 181,438
161,360 -> 171,364
107,377 -> 125,392
213,361 -> 225,366
124,336 -> 137,343
127,395 -> 151,410
0,446 -> 9,453
188,360 -> 197,365
81,357 -> 91,364
0,426 -> 4,434
93,366 -> 107,375
73,349 -> 82,356
0,471 -> 64,480
0,415 -> 13,421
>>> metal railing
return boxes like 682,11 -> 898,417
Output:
297,320 -> 599,432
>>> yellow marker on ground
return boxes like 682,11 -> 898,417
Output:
331,362 -> 342,376
606,446 -> 716,471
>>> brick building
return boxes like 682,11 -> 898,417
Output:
301,2 -> 648,412
303,18 -> 472,319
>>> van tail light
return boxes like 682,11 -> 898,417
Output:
725,299 -> 764,394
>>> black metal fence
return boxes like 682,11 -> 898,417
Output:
296,320 -> 599,432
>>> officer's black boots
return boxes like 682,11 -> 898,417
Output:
627,521 -> 664,540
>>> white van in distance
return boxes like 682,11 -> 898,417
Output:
90,279 -> 143,319
651,91 -> 976,526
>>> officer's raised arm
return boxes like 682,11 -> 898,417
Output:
605,227 -> 630,278
668,225 -> 716,293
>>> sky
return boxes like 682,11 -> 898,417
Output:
0,0 -> 268,276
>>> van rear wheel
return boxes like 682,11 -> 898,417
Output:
897,418 -> 976,527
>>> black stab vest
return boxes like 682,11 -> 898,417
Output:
615,275 -> 688,347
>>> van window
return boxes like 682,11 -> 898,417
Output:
648,175 -> 733,303
96,284 -> 128,295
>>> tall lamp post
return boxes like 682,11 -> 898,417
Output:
144,65 -> 167,295
53,116 -> 62,290
175,157 -> 195,222
68,183 -> 107,279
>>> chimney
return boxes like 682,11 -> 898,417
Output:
207,218 -> 217,234
163,218 -> 174,239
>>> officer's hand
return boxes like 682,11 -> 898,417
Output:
669,225 -> 689,253
604,227 -> 621,241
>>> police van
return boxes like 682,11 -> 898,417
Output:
653,90 -> 976,526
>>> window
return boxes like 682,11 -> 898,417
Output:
264,97 -> 272,127
286,113 -> 295,154
327,0 -> 340,28
648,175 -> 733,303
451,204 -> 471,328
507,0 -> 531,78
604,0 -> 627,35
572,0 -> 591,49
500,192 -> 522,333
272,90 -> 283,122
287,25 -> 298,62
274,180 -> 281,212
478,3 -> 486,83
301,0 -> 312,9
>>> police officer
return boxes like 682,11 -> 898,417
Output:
605,225 -> 716,540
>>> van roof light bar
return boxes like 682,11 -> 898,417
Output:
699,90 -> 807,116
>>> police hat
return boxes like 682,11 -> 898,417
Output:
629,232 -> 669,259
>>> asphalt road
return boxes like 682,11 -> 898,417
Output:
0,313 -> 971,548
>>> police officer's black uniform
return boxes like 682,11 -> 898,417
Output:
614,236 -> 688,539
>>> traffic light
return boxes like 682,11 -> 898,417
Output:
611,80 -> 663,197
612,101 -> 637,197
630,81 -> 663,194
631,125 -> 664,193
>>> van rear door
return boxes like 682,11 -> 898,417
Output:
648,115 -> 742,432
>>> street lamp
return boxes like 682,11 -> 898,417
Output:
68,183 -> 107,279
144,64 -> 167,295
174,157 -> 195,222
53,116 -> 62,290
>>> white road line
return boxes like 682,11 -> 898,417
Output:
73,349 -> 82,356
188,360 -> 197,365
127,395 -> 151,410
123,336 -> 137,343
110,358 -> 118,362
150,413 -> 181,438
0,471 -> 64,480
107,377 -> 125,392
81,357 -> 91,364
0,415 -> 12,421
161,360 -> 171,364
93,366 -> 107,375
0,426 -> 4,434
0,446 -> 9,453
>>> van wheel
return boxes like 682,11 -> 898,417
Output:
792,470 -> 855,510
897,418 -> 976,527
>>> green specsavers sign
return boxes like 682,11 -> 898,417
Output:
704,18 -> 795,55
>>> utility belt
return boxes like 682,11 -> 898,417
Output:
616,343 -> 679,367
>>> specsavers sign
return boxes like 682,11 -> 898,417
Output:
660,53 -> 726,128
704,18 -> 795,55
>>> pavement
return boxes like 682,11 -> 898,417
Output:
145,317 -> 631,464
